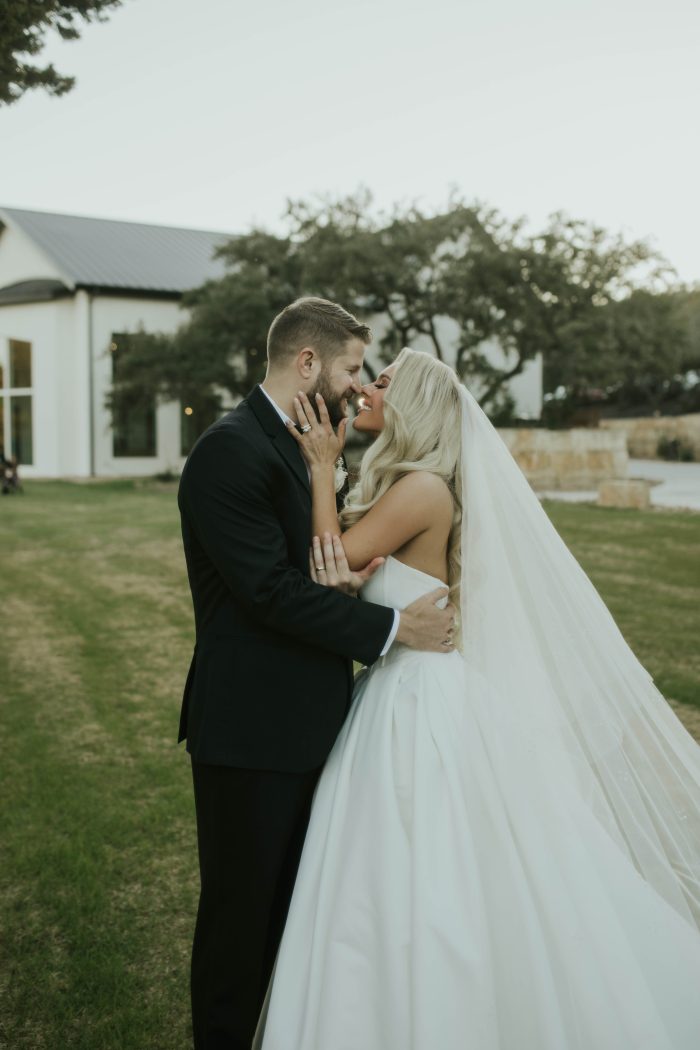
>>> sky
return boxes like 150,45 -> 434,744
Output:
1,0 -> 699,281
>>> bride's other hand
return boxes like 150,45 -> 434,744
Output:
309,533 -> 384,596
286,391 -> 347,468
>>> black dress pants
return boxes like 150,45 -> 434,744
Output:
190,758 -> 323,1050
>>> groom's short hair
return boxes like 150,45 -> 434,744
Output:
267,297 -> 371,367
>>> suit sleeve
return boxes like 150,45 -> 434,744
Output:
180,428 -> 395,666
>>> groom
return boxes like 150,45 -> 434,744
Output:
177,296 -> 454,1049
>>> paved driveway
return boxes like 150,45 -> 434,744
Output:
539,459 -> 700,511
628,459 -> 700,511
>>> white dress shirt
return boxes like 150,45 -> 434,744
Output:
259,385 -> 400,656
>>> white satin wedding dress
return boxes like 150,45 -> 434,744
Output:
253,554 -> 700,1050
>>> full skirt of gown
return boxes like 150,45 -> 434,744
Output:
253,556 -> 700,1050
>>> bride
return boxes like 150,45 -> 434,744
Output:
253,348 -> 700,1049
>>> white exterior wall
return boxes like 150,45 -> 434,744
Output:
0,219 -> 192,478
0,220 -> 85,477
0,220 -> 66,287
90,295 -> 186,477
0,299 -> 85,478
0,293 -> 190,478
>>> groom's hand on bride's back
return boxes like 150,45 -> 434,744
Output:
311,533 -> 456,654
396,589 -> 457,653
309,532 -> 384,596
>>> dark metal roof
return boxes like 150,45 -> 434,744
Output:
0,206 -> 235,294
0,278 -> 72,305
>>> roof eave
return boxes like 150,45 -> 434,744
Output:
0,278 -> 74,306
0,209 -> 77,292
75,283 -> 185,301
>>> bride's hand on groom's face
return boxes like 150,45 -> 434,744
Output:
309,533 -> 384,596
287,391 -> 346,468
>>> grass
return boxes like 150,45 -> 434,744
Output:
1,480 -> 195,1050
1,481 -> 698,1049
542,500 -> 700,712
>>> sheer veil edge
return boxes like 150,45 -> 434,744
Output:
456,384 -> 700,931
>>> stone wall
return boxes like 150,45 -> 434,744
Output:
498,427 -> 628,490
348,426 -> 629,490
598,479 -> 652,509
599,414 -> 700,459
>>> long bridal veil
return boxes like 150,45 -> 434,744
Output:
457,383 -> 700,931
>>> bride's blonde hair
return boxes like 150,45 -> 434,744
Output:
340,347 -> 463,610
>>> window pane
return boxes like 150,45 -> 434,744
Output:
113,404 -> 157,457
10,395 -> 33,465
10,340 -> 32,388
180,400 -> 222,457
111,332 -> 156,457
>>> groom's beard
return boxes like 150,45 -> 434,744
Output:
309,368 -> 352,428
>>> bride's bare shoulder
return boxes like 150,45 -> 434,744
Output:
391,471 -> 454,516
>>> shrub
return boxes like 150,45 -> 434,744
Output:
657,436 -> 695,462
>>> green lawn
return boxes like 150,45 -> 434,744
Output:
1,481 -> 698,1049
543,499 -> 700,712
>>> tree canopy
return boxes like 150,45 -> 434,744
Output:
597,287 -> 700,416
1,1 -> 122,105
107,191 -> 684,435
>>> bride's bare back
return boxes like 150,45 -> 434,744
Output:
389,476 -> 453,586
341,470 -> 455,586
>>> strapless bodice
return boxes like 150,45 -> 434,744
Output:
360,555 -> 449,611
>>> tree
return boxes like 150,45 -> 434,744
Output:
671,287 -> 700,373
281,191 -> 481,364
106,194 -> 507,425
0,1 -> 122,106
104,229 -> 304,428
603,292 -> 688,409
590,287 -> 700,416
533,215 -> 674,397
107,191 -> 677,439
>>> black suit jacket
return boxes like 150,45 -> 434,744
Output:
177,384 -> 395,772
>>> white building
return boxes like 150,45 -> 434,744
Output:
0,206 -> 542,479
0,206 -> 233,478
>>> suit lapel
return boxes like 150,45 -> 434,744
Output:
247,384 -> 311,497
